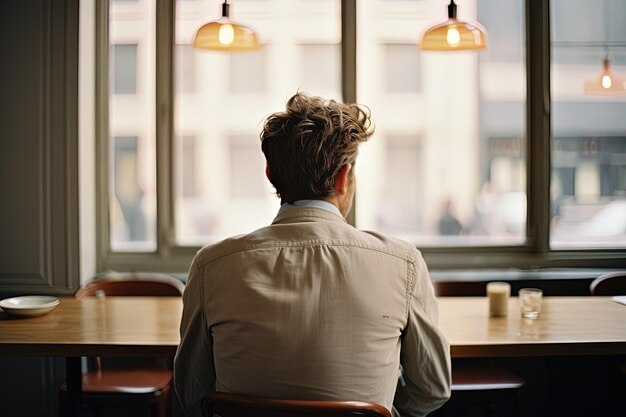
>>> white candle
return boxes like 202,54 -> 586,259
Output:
487,282 -> 510,316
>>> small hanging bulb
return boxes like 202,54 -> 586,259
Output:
420,0 -> 487,51
584,56 -> 626,95
446,27 -> 461,47
218,24 -> 235,45
194,1 -> 259,51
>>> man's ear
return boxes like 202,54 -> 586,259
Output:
334,163 -> 352,196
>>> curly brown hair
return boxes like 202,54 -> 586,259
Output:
260,93 -> 374,204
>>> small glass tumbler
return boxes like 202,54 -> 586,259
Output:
519,288 -> 543,319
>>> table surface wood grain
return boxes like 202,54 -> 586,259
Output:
1,296 -> 625,358
0,297 -> 182,357
439,296 -> 626,357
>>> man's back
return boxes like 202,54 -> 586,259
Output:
175,207 -> 450,417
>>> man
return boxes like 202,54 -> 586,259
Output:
174,93 -> 451,417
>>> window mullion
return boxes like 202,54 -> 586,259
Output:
342,0 -> 357,225
341,0 -> 357,104
95,0 -> 110,272
156,0 -> 175,259
526,0 -> 552,254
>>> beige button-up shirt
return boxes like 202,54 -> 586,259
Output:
174,206 -> 451,417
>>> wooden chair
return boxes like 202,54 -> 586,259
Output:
60,272 -> 184,417
201,392 -> 391,417
433,281 -> 525,417
589,271 -> 626,296
438,364 -> 525,417
589,271 -> 626,414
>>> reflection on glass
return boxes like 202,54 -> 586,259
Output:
550,0 -> 626,249
109,0 -> 157,252
174,0 -> 341,245
356,0 -> 526,246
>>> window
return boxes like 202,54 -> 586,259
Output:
171,0 -> 341,247
550,0 -> 626,249
383,44 -> 421,93
378,135 -> 424,234
229,49 -> 268,93
229,135 -> 267,199
356,0 -> 526,247
95,0 -> 625,272
107,0 -> 156,253
179,135 -> 197,198
175,44 -> 195,94
112,44 -> 137,94
300,43 -> 341,95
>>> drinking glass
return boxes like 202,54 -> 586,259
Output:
519,288 -> 542,319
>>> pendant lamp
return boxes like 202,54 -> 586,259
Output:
420,0 -> 487,51
584,57 -> 626,95
194,1 -> 259,51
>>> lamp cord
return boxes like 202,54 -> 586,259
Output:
604,0 -> 609,58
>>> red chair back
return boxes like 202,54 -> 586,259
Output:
75,273 -> 184,299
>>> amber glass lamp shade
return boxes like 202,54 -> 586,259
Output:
420,1 -> 487,51
584,57 -> 626,96
194,2 -> 259,52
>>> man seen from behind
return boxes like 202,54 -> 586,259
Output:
174,93 -> 451,417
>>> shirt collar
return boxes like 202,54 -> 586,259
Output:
278,199 -> 343,217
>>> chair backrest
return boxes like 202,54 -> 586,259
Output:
434,280 -> 488,297
76,273 -> 184,370
75,272 -> 185,299
202,392 -> 391,417
589,272 -> 626,296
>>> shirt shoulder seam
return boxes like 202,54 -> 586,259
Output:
197,240 -> 415,268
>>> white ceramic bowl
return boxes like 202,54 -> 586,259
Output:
0,296 -> 60,317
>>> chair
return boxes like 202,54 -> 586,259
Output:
433,281 -> 525,417
60,272 -> 184,417
438,364 -> 525,417
589,272 -> 626,414
589,271 -> 626,296
201,392 -> 391,417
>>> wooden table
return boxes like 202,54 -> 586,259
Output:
0,297 -> 181,356
439,296 -> 626,357
1,296 -> 626,415
2,296 -> 626,360
0,297 -> 181,417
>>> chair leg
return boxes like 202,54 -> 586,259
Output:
155,389 -> 170,417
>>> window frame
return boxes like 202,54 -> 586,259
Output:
95,0 -> 626,273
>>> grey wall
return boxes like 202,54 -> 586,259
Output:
0,0 -> 80,298
0,0 -> 79,415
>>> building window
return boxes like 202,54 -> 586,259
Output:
180,135 -> 197,198
229,136 -> 267,199
229,49 -> 267,93
111,44 -> 137,94
300,43 -> 341,95
175,44 -> 195,94
378,135 -> 423,234
383,44 -> 420,93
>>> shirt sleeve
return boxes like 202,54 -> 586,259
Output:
174,257 -> 216,417
393,252 -> 451,417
